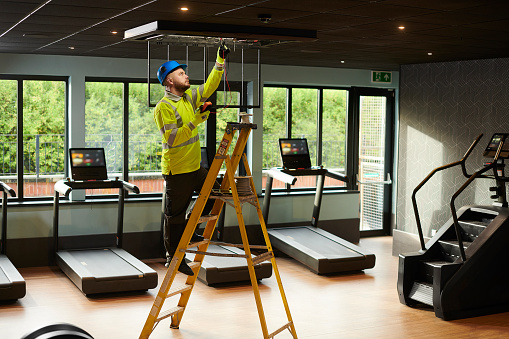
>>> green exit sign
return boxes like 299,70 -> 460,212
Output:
371,71 -> 392,83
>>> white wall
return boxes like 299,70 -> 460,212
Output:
0,52 -> 398,240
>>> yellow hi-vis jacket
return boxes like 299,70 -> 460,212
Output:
154,62 -> 224,175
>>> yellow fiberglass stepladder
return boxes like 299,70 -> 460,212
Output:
139,120 -> 297,339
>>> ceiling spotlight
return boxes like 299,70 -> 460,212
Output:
258,14 -> 272,23
428,52 -> 433,56
180,7 -> 189,11
341,60 -> 345,63
68,46 -> 75,50
398,26 -> 405,30
111,30 -> 118,34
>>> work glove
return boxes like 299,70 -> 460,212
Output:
191,108 -> 210,127
217,42 -> 230,64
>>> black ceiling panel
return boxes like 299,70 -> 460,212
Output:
0,0 -> 508,71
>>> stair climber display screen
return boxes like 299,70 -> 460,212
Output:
398,132 -> 509,320
483,133 -> 509,158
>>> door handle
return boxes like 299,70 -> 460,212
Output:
356,173 -> 392,185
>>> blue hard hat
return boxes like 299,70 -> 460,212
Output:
157,61 -> 187,85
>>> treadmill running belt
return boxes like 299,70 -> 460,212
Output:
272,227 -> 364,259
64,249 -> 142,279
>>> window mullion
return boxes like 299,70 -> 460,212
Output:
16,80 -> 23,200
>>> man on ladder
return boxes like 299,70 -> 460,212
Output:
154,42 -> 230,275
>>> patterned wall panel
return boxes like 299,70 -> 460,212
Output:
398,58 -> 509,237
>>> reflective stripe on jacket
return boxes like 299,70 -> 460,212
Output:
154,63 -> 224,175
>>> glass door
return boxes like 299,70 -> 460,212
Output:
348,87 -> 395,234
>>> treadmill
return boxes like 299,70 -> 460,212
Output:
53,148 -> 157,295
263,138 -> 375,274
162,147 -> 272,285
0,181 -> 26,300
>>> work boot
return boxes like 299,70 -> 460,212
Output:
191,232 -> 204,242
165,256 -> 195,276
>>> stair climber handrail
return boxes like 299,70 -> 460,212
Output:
412,134 -> 483,251
450,135 -> 507,262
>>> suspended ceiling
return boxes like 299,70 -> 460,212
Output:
1,0 -> 509,71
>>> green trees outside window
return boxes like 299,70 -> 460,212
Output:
263,86 -> 347,189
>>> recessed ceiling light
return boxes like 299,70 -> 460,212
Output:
341,60 -> 345,63
69,46 -> 75,50
111,30 -> 118,34
428,52 -> 433,56
398,26 -> 405,30
180,7 -> 189,11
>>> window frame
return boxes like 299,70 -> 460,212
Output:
263,84 -> 350,193
0,74 -> 69,202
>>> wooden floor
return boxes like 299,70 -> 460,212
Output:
1,236 -> 509,339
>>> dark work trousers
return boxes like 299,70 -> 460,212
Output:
163,166 -> 218,258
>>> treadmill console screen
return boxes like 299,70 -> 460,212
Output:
280,139 -> 308,156
279,138 -> 312,169
483,133 -> 509,159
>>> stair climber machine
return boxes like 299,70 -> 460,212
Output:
398,133 -> 509,320
0,182 -> 26,300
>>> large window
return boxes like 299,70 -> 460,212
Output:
0,77 -> 67,199
128,82 -> 164,194
263,85 -> 348,190
85,79 -> 166,195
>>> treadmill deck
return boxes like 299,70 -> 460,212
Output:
268,226 -> 376,274
56,248 -> 157,295
187,244 -> 272,285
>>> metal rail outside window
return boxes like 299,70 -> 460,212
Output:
412,133 -> 483,252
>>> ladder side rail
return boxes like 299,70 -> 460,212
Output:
225,154 -> 269,338
412,133 -> 483,251
171,126 -> 244,329
242,155 -> 298,338
139,259 -> 181,338
142,132 -> 237,337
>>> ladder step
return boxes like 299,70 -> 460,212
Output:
156,306 -> 184,323
209,241 -> 268,250
187,239 -> 210,249
167,284 -> 193,299
209,194 -> 257,201
252,251 -> 273,265
198,214 -> 218,223
188,261 -> 201,270
184,249 -> 249,258
268,321 -> 294,339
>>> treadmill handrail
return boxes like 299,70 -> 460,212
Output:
1,181 -> 16,255
450,135 -> 507,262
326,170 -> 349,183
122,181 -> 140,194
53,179 -> 140,252
266,168 -> 297,185
0,181 -> 16,197
412,133 -> 483,251
54,180 -> 72,197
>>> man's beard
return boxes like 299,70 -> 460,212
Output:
175,82 -> 190,93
